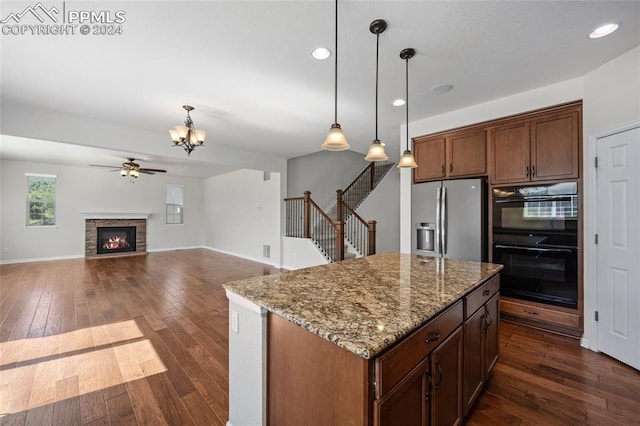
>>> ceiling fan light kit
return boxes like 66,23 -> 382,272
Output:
90,158 -> 167,182
169,105 -> 206,156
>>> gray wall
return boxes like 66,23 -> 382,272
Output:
356,167 -> 400,253
287,150 -> 368,209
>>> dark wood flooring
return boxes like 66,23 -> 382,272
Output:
1,249 -> 638,425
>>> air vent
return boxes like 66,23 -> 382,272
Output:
263,244 -> 271,258
263,171 -> 271,181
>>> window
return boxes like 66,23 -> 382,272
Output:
26,174 -> 57,227
166,184 -> 184,224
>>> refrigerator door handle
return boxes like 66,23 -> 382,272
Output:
442,186 -> 447,255
435,186 -> 442,255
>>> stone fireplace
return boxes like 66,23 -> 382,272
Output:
83,213 -> 150,259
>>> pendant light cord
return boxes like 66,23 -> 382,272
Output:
405,55 -> 409,151
334,0 -> 338,124
375,32 -> 379,140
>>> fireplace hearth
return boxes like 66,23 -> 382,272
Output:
97,226 -> 136,254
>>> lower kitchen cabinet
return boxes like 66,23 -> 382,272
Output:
463,281 -> 500,415
431,326 -> 464,426
374,327 -> 464,426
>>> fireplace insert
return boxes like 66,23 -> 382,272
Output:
97,226 -> 136,254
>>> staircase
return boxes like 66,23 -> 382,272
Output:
284,161 -> 395,263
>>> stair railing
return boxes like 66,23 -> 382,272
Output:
284,191 -> 344,262
342,161 -> 394,212
339,196 -> 376,257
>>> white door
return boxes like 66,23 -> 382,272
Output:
596,125 -> 640,370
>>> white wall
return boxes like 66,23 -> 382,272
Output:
281,237 -> 328,270
0,159 -> 204,263
356,167 -> 400,254
582,45 -> 640,349
399,77 -> 585,253
204,169 -> 282,267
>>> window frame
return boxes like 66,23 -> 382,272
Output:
26,173 -> 58,228
166,184 -> 184,225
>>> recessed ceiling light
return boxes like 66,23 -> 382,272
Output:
311,47 -> 331,60
431,83 -> 454,95
392,99 -> 405,106
589,23 -> 619,39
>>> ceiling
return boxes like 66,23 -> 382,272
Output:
1,1 -> 639,178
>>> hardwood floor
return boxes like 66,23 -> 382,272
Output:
1,249 -> 639,425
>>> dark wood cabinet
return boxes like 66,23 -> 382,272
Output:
463,276 -> 500,415
374,357 -> 429,426
414,130 -> 486,183
489,106 -> 580,184
431,327 -> 464,426
414,136 -> 446,181
447,130 -> 487,178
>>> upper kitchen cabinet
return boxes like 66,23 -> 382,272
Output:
490,105 -> 581,184
414,129 -> 487,183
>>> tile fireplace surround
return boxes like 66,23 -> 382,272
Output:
83,213 -> 150,259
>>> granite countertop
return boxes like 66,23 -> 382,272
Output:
224,252 -> 503,359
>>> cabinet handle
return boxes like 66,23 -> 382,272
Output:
483,289 -> 490,296
449,163 -> 453,173
425,329 -> 440,343
485,304 -> 493,327
441,164 -> 445,176
434,360 -> 443,390
425,373 -> 433,401
481,314 -> 487,334
526,166 -> 530,178
523,309 -> 540,316
532,165 -> 536,177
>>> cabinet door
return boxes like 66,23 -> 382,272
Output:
530,110 -> 580,181
374,357 -> 429,426
447,130 -> 487,178
414,136 -> 446,182
489,122 -> 531,184
431,327 -> 463,426
484,294 -> 500,375
463,308 -> 485,416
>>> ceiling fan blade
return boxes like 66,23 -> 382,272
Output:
89,164 -> 121,168
138,170 -> 156,175
139,168 -> 167,173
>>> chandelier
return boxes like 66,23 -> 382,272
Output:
169,105 -> 206,156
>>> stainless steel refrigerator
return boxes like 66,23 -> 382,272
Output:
411,178 -> 487,262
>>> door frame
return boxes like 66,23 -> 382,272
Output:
584,120 -> 640,351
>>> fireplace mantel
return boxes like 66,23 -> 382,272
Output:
82,212 -> 151,220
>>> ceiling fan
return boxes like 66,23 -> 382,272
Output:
90,158 -> 167,179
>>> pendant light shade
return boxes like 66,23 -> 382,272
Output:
322,0 -> 350,151
397,48 -> 418,169
365,19 -> 388,162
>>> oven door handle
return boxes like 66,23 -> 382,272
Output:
494,245 -> 573,254
494,196 -> 575,204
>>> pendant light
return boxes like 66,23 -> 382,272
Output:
321,0 -> 350,151
365,19 -> 389,162
397,48 -> 418,169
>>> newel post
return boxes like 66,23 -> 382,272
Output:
303,191 -> 311,239
336,220 -> 345,261
367,220 -> 377,256
336,189 -> 343,222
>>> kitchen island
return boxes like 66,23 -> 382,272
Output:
224,253 -> 502,426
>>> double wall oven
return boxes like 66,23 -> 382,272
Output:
492,182 -> 578,309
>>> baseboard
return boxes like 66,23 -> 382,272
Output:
203,246 -> 279,268
580,336 -> 595,351
278,264 -> 297,271
0,254 -> 84,265
147,245 -> 205,253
